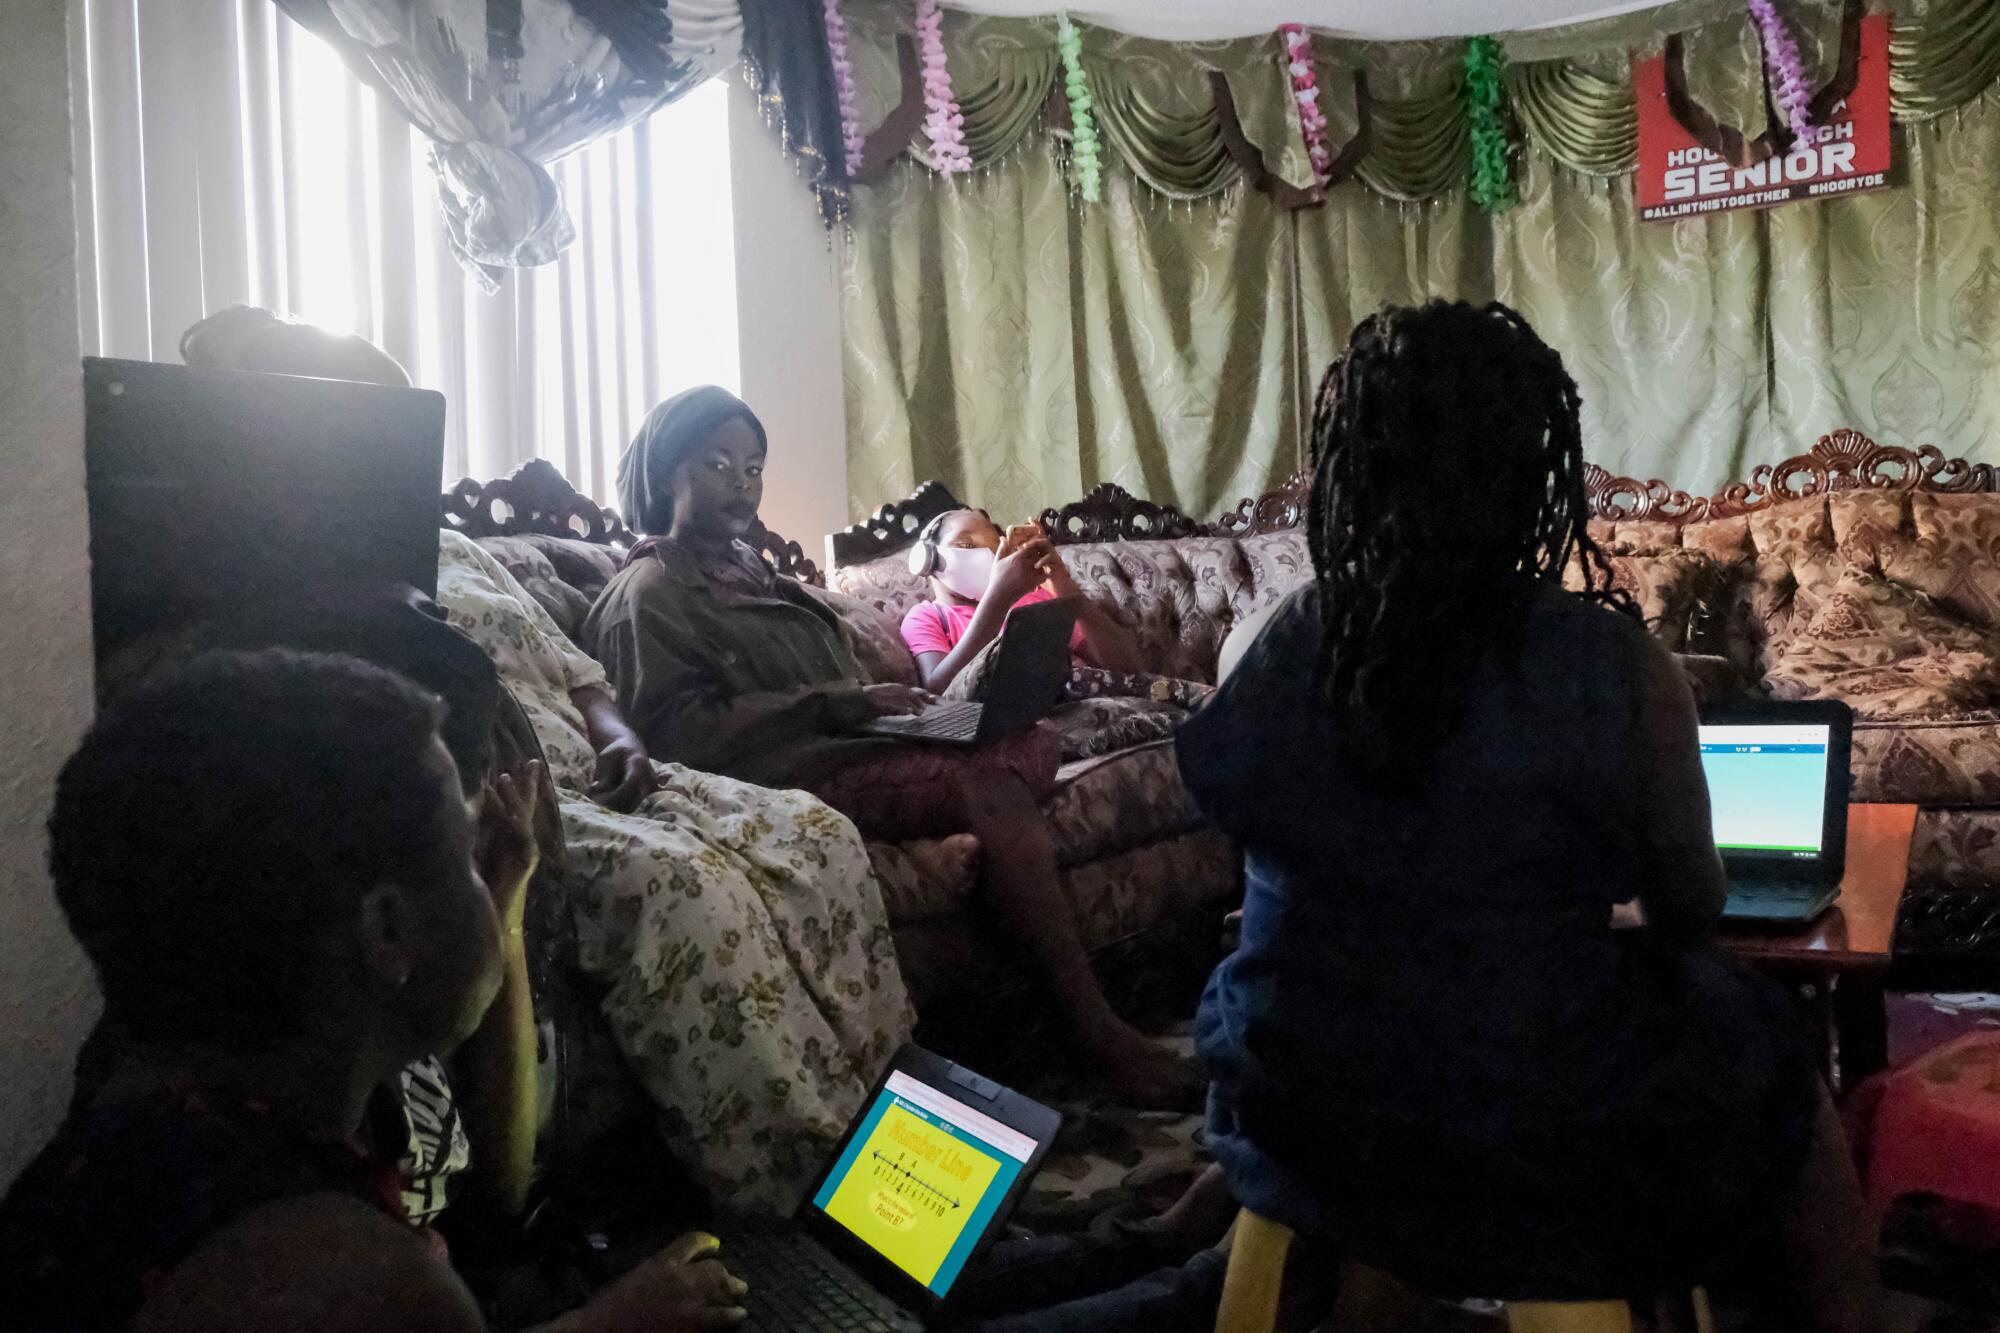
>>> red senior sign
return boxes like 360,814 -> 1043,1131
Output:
1634,13 -> 1892,221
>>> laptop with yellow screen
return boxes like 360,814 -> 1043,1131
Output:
722,1046 -> 1061,1331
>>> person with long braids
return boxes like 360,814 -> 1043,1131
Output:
1181,302 -> 1875,1325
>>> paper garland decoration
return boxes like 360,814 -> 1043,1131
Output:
1278,23 -> 1332,185
915,0 -> 972,175
1058,13 -> 1102,201
1746,0 -> 1815,147
822,0 -> 865,179
1464,35 -> 1516,214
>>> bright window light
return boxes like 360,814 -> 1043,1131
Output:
276,29 -> 736,491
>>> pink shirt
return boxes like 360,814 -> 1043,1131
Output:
900,586 -> 1088,659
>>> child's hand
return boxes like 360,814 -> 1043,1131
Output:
1038,547 -> 1080,599
568,1231 -> 748,1332
475,761 -> 543,934
989,539 -> 1055,606
997,522 -> 1046,560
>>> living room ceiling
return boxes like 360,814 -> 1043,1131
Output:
943,0 -> 1678,40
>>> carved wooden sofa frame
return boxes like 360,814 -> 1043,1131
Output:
443,458 -> 826,586
829,429 -> 1997,569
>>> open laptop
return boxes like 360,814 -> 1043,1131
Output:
1700,700 -> 1854,925
723,1045 -> 1062,1332
82,357 -> 446,698
863,598 -> 1078,746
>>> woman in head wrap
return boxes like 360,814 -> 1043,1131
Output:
184,312 -> 915,1214
583,388 -> 1194,1108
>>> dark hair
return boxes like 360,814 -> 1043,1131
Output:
207,587 -> 501,795
49,650 -> 453,1052
616,386 -> 769,536
1306,300 -> 1632,769
179,304 -> 284,369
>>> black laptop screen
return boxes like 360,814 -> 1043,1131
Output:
83,357 -> 446,684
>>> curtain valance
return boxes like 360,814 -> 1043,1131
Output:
845,0 -> 2000,205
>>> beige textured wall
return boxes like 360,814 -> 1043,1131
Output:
0,0 -> 101,1184
725,75 -> 851,564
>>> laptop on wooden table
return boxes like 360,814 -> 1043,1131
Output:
1700,700 -> 1854,926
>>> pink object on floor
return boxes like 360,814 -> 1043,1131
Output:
1864,1030 -> 2000,1218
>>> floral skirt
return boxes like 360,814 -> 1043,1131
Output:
562,763 -> 915,1214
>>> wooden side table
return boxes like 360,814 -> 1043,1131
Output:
1718,803 -> 1918,1088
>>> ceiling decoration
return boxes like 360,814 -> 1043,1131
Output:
941,0 -> 1682,42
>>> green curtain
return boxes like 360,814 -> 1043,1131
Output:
840,0 -> 2000,521
842,150 -> 1301,519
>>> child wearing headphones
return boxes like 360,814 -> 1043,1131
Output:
901,508 -> 1143,693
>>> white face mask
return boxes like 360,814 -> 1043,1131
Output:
935,545 -> 996,600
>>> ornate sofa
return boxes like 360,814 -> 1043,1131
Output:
439,461 -> 1239,1023
828,431 -> 2000,981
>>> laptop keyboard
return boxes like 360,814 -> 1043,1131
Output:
871,701 -> 984,743
724,1231 -> 922,1333
1722,880 -> 1835,920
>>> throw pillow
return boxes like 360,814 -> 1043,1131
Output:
1765,571 -> 2000,720
1561,549 -> 1721,652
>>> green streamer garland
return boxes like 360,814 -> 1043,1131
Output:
1464,34 -> 1517,214
1057,13 -> 1102,202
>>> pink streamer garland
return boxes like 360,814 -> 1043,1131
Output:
1746,0 -> 1814,147
915,0 -> 972,176
1278,23 -> 1332,185
822,0 -> 865,178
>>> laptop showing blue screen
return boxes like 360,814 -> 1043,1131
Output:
1700,722 -> 1833,860
1697,700 -> 1853,923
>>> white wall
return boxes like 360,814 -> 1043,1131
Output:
0,0 -> 102,1184
725,74 -> 850,562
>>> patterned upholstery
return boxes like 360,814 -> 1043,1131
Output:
1883,495 -> 2000,633
1852,716 -> 2000,806
1060,828 -> 1239,949
828,552 -> 930,622
1909,808 -> 2000,890
1766,572 -> 2000,720
1562,550 -> 1720,652
479,535 -> 599,639
1044,740 -> 1209,869
865,835 -> 981,922
1044,695 -> 1187,763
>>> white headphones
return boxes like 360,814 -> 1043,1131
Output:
907,509 -> 991,577
907,513 -> 950,577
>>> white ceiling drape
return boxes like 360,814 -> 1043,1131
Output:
941,0 -> 1683,40
70,0 -> 739,496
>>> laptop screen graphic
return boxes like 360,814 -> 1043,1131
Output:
811,1069 -> 1032,1297
1697,722 -> 1832,860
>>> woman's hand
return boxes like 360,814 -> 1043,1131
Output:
863,683 -> 936,717
591,734 -> 657,814
559,1232 -> 748,1333
475,762 -> 543,933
